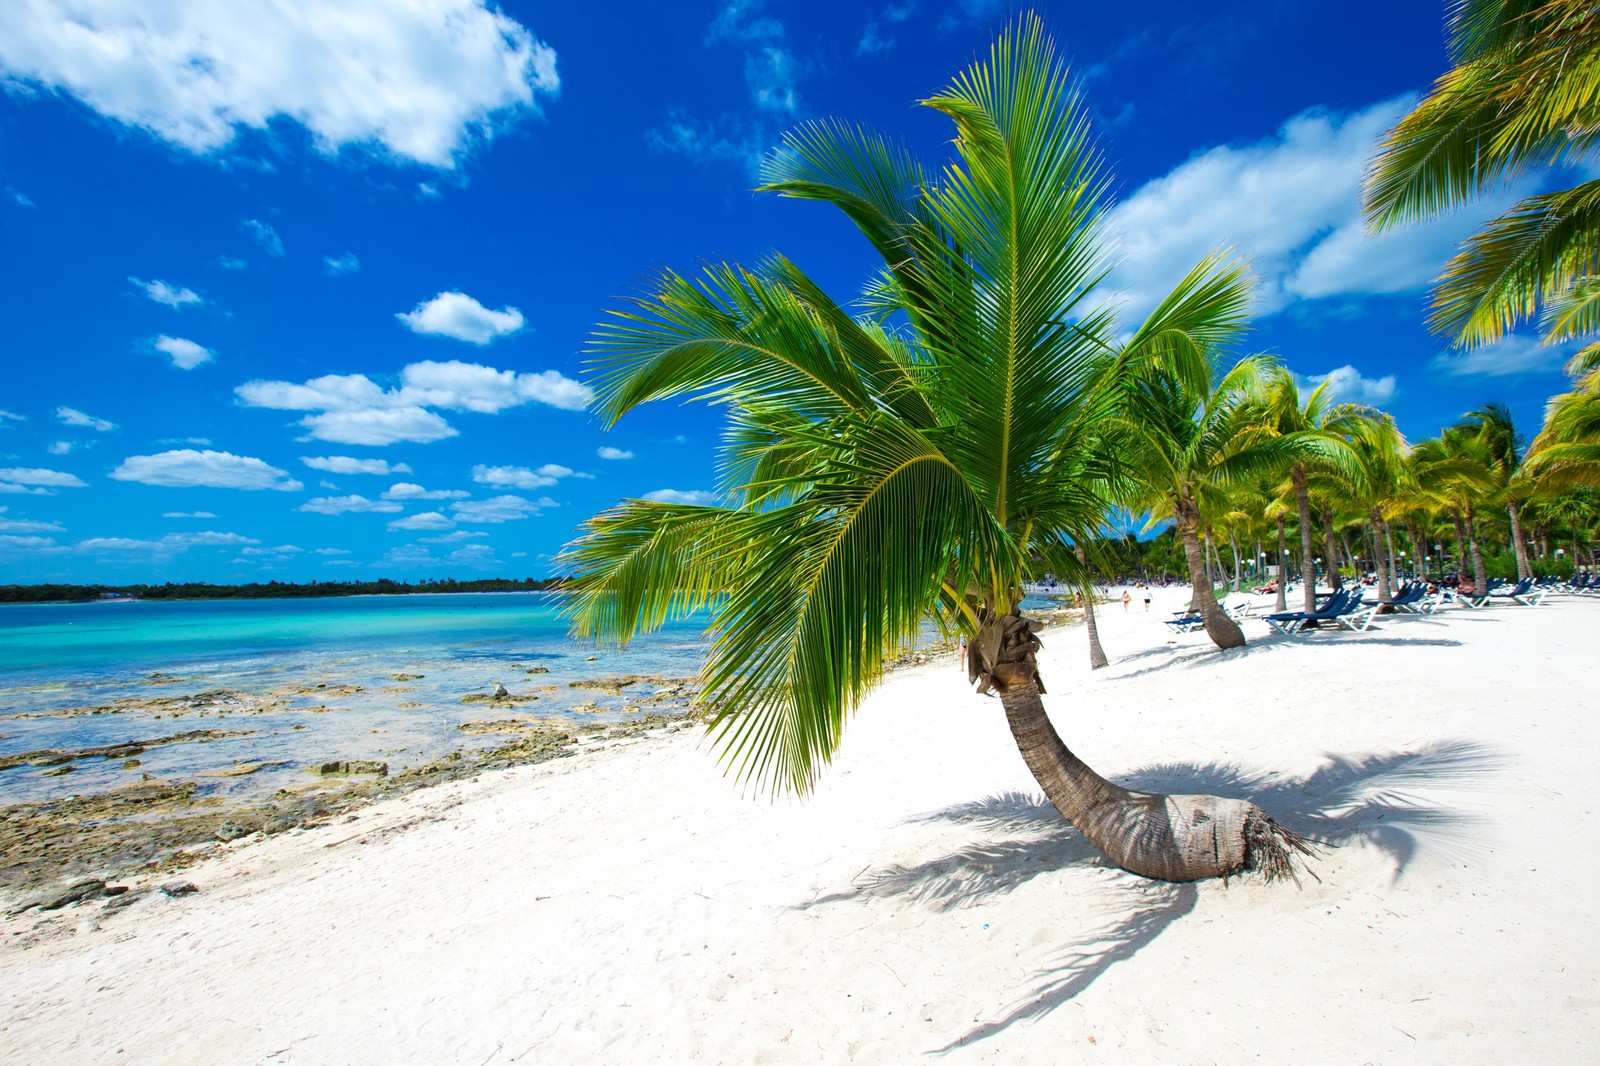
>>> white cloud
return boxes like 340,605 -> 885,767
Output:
397,292 -> 525,344
237,360 -> 589,444
57,406 -> 116,431
642,489 -> 718,505
418,182 -> 442,199
244,218 -> 285,257
0,466 -> 88,488
313,547 -> 352,555
0,409 -> 24,423
451,494 -> 550,523
0,534 -> 62,551
301,456 -> 412,476
419,529 -> 487,543
536,463 -> 592,479
597,446 -> 634,460
47,441 -> 73,456
130,276 -> 201,308
10,187 -> 34,207
109,449 -> 303,491
1428,335 -> 1567,379
162,511 -> 217,518
383,482 -> 468,501
1097,97 -> 1527,324
218,255 -> 247,270
240,544 -> 303,556
387,510 -> 455,531
401,361 -> 590,411
1293,364 -> 1398,405
0,508 -> 64,533
300,408 -> 459,446
471,464 -> 554,489
78,531 -> 257,553
0,0 -> 560,169
153,335 -> 213,370
324,251 -> 360,276
299,494 -> 403,515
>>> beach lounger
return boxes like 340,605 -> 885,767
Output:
1164,612 -> 1205,633
1264,589 -> 1350,636
1512,582 -> 1549,606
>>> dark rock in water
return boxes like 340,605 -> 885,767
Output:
525,666 -> 550,674
103,886 -> 151,912
40,765 -> 76,777
160,880 -> 198,898
88,743 -> 148,760
390,673 -> 425,681
29,751 -> 75,767
313,760 -> 389,777
122,758 -> 142,769
215,821 -> 254,842
37,878 -> 107,912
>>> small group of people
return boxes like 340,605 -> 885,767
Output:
1120,582 -> 1152,613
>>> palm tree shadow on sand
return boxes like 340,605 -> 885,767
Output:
796,738 -> 1500,1053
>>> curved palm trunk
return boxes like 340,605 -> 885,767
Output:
1076,546 -> 1108,670
1508,503 -> 1532,580
1370,513 -> 1393,609
1175,495 -> 1245,649
1464,506 -> 1489,594
972,611 -> 1308,883
1322,507 -> 1343,591
1274,516 -> 1289,614
1292,464 -> 1316,613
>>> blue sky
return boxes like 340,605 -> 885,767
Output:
0,1 -> 1575,584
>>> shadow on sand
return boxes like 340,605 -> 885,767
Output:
1105,630 -> 1465,681
796,738 -> 1501,1053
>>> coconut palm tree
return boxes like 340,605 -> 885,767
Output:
1413,427 -> 1499,593
1255,367 -> 1369,612
1113,353 -> 1279,650
1524,377 -> 1600,490
1346,414 -> 1411,609
1364,0 -> 1600,358
562,18 -> 1307,883
1461,401 -> 1536,579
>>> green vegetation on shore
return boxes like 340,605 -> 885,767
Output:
0,577 -> 558,605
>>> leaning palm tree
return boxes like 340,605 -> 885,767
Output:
1256,366 -> 1368,612
1364,0 -> 1600,360
562,18 -> 1308,883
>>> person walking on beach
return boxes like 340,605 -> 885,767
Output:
1121,589 -> 1131,613
1142,583 -> 1151,611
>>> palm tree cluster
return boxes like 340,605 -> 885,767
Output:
558,11 -> 1600,883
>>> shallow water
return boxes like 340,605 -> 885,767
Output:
0,593 -> 709,804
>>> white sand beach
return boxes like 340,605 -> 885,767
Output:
4,588 -> 1599,1063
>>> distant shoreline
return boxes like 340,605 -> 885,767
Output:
0,578 -> 561,606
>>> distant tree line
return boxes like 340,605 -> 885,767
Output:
0,577 -> 559,604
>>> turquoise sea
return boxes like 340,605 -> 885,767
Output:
0,593 -> 709,805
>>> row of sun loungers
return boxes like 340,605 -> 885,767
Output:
1163,572 -> 1592,640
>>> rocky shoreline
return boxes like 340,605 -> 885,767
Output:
1,637 -> 973,931
1,707 -> 698,918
